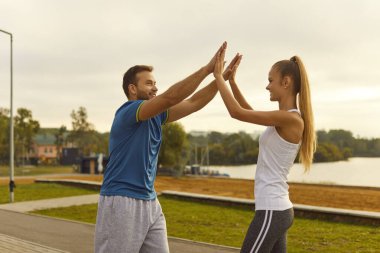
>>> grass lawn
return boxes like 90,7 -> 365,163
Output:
0,165 -> 75,177
32,196 -> 380,253
0,183 -> 98,204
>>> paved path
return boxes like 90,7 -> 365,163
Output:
0,233 -> 69,253
0,194 -> 100,212
0,195 -> 239,253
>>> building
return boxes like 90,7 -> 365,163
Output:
61,147 -> 81,166
28,130 -> 77,165
29,133 -> 59,165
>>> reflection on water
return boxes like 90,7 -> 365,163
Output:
208,157 -> 380,188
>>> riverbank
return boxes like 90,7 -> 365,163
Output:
209,157 -> 380,188
6,174 -> 377,212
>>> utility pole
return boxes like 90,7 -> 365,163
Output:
0,28 -> 15,202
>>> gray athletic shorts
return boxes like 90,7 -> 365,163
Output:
94,195 -> 169,253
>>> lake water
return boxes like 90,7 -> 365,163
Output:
205,157 -> 380,188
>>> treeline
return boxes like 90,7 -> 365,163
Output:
1,106 -> 379,167
315,129 -> 380,162
0,108 -> 40,164
0,106 -> 109,165
188,129 -> 380,165
188,131 -> 259,165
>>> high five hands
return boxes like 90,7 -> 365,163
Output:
205,42 -> 241,81
213,42 -> 242,82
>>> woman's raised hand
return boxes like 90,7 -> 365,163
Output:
229,54 -> 242,84
223,53 -> 240,80
213,42 -> 227,79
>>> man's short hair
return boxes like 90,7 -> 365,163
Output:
122,65 -> 153,98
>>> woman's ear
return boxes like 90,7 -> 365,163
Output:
282,76 -> 291,89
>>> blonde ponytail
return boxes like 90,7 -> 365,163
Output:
291,56 -> 317,172
273,56 -> 317,171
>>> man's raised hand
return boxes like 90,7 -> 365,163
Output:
204,42 -> 227,74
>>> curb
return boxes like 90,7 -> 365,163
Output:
161,190 -> 380,226
35,178 -> 380,226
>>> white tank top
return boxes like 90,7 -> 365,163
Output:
254,109 -> 301,210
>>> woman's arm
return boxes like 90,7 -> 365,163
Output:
166,53 -> 241,122
213,46 -> 247,120
213,46 -> 299,127
228,54 -> 253,110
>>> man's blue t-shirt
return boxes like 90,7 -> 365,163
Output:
100,100 -> 168,200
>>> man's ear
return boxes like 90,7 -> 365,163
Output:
129,84 -> 137,96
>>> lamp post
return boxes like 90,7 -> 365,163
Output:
0,28 -> 14,203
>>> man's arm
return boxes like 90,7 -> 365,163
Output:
167,53 -> 241,123
166,80 -> 218,123
138,42 -> 226,121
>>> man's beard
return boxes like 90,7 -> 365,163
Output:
136,92 -> 150,100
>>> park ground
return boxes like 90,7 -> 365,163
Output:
2,173 -> 379,212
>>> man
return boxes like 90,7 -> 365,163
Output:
95,42 -> 237,253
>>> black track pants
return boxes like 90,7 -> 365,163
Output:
240,208 -> 294,253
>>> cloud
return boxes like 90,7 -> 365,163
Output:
1,0 -> 380,138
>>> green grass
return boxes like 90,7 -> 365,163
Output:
32,203 -> 99,224
0,183 -> 98,204
32,196 -> 380,252
0,165 -> 75,176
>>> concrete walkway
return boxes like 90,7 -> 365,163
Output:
0,194 -> 100,213
0,195 -> 239,253
0,233 -> 69,253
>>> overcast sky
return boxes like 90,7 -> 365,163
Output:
1,0 -> 380,138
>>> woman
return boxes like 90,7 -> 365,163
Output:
214,45 -> 316,253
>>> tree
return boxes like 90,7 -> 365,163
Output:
316,129 -> 355,161
208,143 -> 226,165
98,132 -> 110,155
353,138 -> 368,156
159,122 -> 188,175
314,142 -> 343,162
0,108 -> 10,164
208,131 -> 224,144
317,130 -> 329,143
54,125 -> 67,163
223,133 -> 244,164
328,129 -> 355,150
70,106 -> 94,132
367,139 -> 380,156
14,108 -> 40,164
187,130 -> 260,166
221,132 -> 258,165
68,106 -> 95,156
